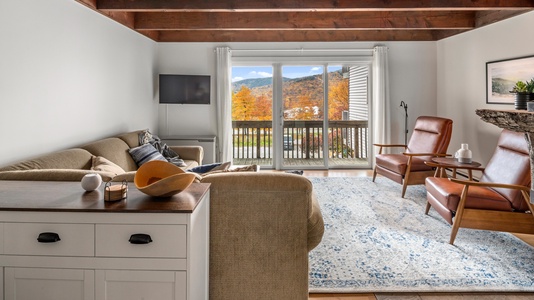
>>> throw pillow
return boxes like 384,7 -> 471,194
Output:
138,129 -> 154,146
285,170 -> 304,175
128,143 -> 167,167
138,130 -> 181,161
188,162 -> 230,174
200,164 -> 258,178
168,156 -> 187,168
91,156 -> 126,176
226,164 -> 258,172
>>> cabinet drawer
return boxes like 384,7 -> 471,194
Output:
3,223 -> 95,257
96,224 -> 187,258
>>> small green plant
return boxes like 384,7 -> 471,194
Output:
512,79 -> 534,93
526,79 -> 534,93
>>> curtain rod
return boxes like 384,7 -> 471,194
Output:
230,48 -> 373,53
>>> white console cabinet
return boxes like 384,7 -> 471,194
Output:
0,181 -> 210,300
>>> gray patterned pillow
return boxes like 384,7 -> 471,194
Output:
128,143 -> 167,167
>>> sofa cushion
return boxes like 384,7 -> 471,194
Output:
81,138 -> 138,172
0,148 -> 93,171
91,156 -> 125,177
128,143 -> 167,167
110,171 -> 137,182
116,130 -> 144,148
375,153 -> 432,175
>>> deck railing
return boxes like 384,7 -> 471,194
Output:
232,120 -> 368,160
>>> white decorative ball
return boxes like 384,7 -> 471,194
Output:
81,173 -> 102,191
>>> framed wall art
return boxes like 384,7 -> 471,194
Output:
486,55 -> 534,104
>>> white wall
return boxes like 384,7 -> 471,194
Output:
156,42 -> 437,146
157,43 -> 219,137
0,0 -> 158,166
437,11 -> 534,165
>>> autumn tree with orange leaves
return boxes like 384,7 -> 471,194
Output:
232,76 -> 348,121
328,79 -> 349,120
232,86 -> 256,120
253,94 -> 272,120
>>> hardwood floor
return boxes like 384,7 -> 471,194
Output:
302,169 -> 534,300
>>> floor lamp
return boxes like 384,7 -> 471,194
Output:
400,101 -> 408,144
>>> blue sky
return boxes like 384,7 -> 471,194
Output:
232,65 -> 341,82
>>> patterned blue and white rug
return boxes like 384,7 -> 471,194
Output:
308,176 -> 534,293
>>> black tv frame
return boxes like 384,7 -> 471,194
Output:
159,74 -> 211,105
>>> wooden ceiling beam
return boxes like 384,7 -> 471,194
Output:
75,1 -> 533,42
101,11 -> 135,29
156,29 -> 468,42
134,11 -> 475,30
97,0 -> 534,11
475,9 -> 532,27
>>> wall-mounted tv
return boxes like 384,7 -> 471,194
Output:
159,74 -> 211,104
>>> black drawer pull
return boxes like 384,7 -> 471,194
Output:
129,233 -> 153,244
37,232 -> 61,243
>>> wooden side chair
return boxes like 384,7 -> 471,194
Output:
372,116 -> 453,198
425,129 -> 534,244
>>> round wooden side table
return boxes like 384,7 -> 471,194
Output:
431,157 -> 482,180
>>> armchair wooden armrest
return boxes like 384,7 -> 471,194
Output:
449,178 -> 531,192
402,152 -> 451,157
424,161 -> 485,172
373,143 -> 407,154
449,177 -> 533,220
373,143 -> 407,148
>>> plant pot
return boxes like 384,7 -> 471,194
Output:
514,93 -> 534,110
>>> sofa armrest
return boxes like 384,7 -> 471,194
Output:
169,146 -> 203,165
200,172 -> 322,300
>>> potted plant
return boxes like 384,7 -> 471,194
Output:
511,79 -> 534,110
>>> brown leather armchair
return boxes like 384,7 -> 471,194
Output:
425,129 -> 534,244
372,116 -> 453,198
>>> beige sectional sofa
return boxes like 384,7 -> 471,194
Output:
0,130 -> 202,182
0,129 -> 324,300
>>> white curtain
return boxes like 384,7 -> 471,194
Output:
215,47 -> 233,163
372,45 -> 390,160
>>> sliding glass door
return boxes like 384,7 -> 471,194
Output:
231,66 -> 274,167
231,62 -> 371,170
281,65 -> 325,168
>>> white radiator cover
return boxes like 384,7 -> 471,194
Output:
162,136 -> 217,164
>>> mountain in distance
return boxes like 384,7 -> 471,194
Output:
232,70 -> 343,100
232,77 -> 290,90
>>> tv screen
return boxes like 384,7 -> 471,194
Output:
159,74 -> 211,104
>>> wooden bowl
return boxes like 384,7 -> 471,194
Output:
134,160 -> 196,197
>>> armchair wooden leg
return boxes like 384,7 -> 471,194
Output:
401,181 -> 408,198
401,157 -> 414,198
425,202 -> 431,215
372,167 -> 378,182
449,185 -> 470,245
450,219 -> 461,245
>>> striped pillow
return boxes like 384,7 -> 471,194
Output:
128,143 -> 167,167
